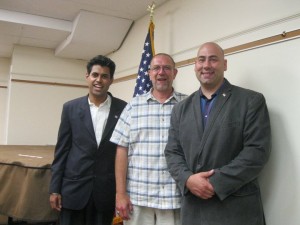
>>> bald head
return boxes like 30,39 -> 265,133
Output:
194,42 -> 227,93
197,42 -> 224,58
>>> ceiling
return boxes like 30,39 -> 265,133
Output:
0,0 -> 168,60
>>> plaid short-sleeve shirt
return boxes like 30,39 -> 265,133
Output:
110,90 -> 187,209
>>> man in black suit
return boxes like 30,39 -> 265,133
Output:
49,55 -> 127,225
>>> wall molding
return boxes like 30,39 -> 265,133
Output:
11,79 -> 87,88
6,28 -> 300,87
114,28 -> 300,83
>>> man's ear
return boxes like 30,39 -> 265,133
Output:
224,59 -> 228,71
109,78 -> 114,85
173,68 -> 178,79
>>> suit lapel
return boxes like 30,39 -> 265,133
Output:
204,80 -> 232,137
196,80 -> 232,156
192,91 -> 204,137
100,97 -> 122,144
78,96 -> 96,141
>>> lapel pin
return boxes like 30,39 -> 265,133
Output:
115,115 -> 118,119
222,93 -> 226,97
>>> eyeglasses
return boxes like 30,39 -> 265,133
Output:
149,65 -> 173,72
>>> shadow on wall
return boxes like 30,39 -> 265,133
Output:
259,109 -> 299,224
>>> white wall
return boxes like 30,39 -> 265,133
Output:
229,39 -> 300,225
6,46 -> 88,145
0,58 -> 10,144
7,82 -> 87,145
108,0 -> 300,225
110,0 -> 300,100
170,38 -> 300,225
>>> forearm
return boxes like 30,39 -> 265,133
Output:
209,148 -> 269,201
211,93 -> 271,200
115,146 -> 128,195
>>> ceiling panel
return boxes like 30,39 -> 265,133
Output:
0,0 -> 168,60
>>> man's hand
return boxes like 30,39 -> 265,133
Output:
116,192 -> 133,221
186,170 -> 215,199
49,193 -> 62,211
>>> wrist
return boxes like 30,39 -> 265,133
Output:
50,193 -> 60,196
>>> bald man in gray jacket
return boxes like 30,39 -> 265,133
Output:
165,42 -> 271,225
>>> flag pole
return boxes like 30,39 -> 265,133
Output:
148,2 -> 156,23
147,2 -> 156,56
133,2 -> 156,97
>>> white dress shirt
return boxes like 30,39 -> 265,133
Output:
89,95 -> 111,146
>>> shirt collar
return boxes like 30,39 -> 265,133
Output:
145,88 -> 181,103
88,94 -> 111,107
199,80 -> 225,99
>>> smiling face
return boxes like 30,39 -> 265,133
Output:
194,42 -> 227,92
85,64 -> 113,105
149,54 -> 177,95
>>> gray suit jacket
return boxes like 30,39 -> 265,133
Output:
165,79 -> 271,225
49,93 -> 126,212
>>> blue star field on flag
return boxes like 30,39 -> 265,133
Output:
133,21 -> 155,97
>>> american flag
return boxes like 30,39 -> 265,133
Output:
133,21 -> 155,97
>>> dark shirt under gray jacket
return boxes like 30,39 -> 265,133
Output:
165,79 -> 271,225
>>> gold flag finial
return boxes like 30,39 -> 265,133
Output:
147,2 -> 156,22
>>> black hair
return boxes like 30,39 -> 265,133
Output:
86,55 -> 116,78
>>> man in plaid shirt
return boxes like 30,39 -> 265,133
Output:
110,53 -> 187,225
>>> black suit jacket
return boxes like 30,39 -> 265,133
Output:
49,93 -> 126,211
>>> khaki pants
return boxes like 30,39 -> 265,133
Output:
123,205 -> 180,225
